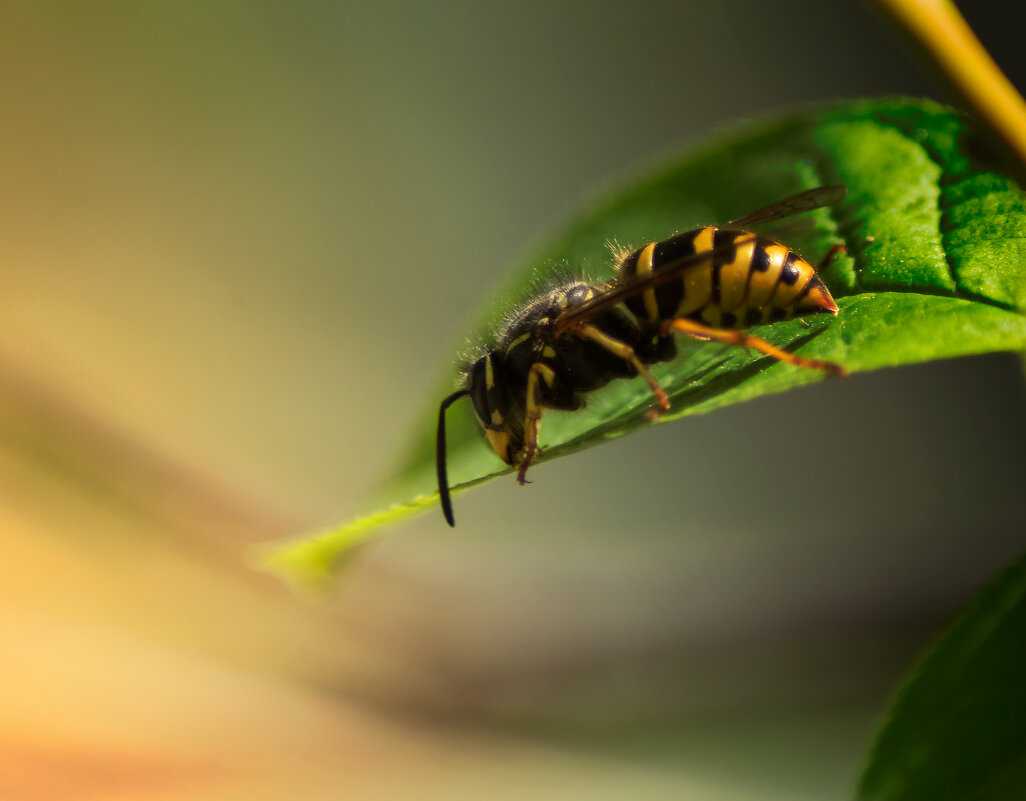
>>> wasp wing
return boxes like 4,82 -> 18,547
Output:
553,185 -> 846,335
553,235 -> 758,334
727,185 -> 846,228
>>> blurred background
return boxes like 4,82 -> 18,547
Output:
1,2 -> 1024,799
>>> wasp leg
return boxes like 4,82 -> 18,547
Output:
517,362 -> 554,485
662,318 -> 848,377
575,323 -> 670,415
817,243 -> 846,271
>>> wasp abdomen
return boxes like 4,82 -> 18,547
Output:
619,226 -> 837,331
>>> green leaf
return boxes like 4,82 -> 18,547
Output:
260,98 -> 1026,588
858,553 -> 1026,801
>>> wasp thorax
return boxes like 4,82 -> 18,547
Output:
562,284 -> 591,307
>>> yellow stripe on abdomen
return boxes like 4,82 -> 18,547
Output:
675,226 -> 716,316
746,243 -> 789,309
772,257 -> 816,309
719,234 -> 756,311
635,242 -> 659,324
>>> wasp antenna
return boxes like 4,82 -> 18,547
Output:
437,388 -> 471,527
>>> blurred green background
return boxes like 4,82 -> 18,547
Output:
1,2 -> 1024,799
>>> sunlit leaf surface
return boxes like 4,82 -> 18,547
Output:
263,98 -> 1026,588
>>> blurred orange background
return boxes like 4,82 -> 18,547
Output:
1,3 -> 1024,799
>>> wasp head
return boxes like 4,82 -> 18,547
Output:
437,350 -> 524,527
467,351 -> 523,465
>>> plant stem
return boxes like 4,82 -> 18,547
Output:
876,0 -> 1026,169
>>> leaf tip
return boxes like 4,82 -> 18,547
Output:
252,494 -> 441,590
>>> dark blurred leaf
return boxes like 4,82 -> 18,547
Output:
859,553 -> 1026,801
262,98 -> 1026,587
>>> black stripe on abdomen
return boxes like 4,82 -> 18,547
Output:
651,229 -> 701,320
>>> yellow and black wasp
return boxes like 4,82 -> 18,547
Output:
436,186 -> 848,526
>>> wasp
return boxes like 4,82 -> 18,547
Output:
436,186 -> 848,526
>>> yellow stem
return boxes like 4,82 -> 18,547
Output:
876,0 -> 1026,167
